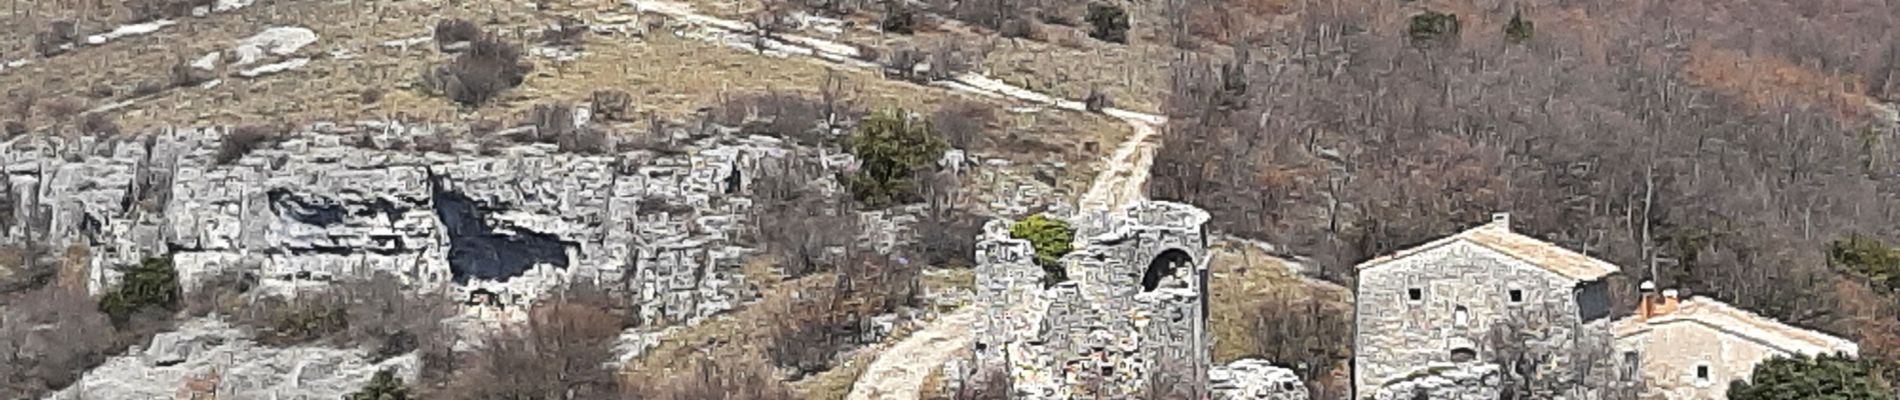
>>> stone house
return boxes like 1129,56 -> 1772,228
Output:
1613,288 -> 1859,399
1354,214 -> 1621,398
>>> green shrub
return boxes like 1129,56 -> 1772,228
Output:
1827,234 -> 1900,294
1085,2 -> 1130,44
1728,353 -> 1896,400
845,107 -> 946,207
1504,10 -> 1534,44
1009,214 -> 1074,284
1407,10 -> 1461,46
97,256 -> 181,324
347,368 -> 411,400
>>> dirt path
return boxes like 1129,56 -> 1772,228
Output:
622,3 -> 1167,398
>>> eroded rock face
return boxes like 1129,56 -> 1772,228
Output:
0,121 -> 811,325
49,318 -> 419,400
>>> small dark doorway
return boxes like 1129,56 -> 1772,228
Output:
1143,249 -> 1194,292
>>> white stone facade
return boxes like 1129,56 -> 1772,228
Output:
1353,216 -> 1619,398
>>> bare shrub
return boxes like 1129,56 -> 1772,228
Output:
359,87 -> 384,104
436,35 -> 532,105
931,99 -> 994,149
79,114 -> 122,137
8,89 -> 38,118
216,125 -> 276,165
127,0 -> 214,23
34,21 -> 76,58
4,121 -> 26,137
0,288 -> 120,398
752,155 -> 858,277
540,16 -> 588,47
442,288 -> 631,399
591,89 -> 633,121
1246,290 -> 1352,399
1084,86 -> 1110,112
132,81 -> 167,97
170,57 -> 211,88
625,353 -> 798,399
523,102 -> 578,142
715,91 -> 836,144
433,19 -> 481,50
883,45 -> 926,81
41,97 -> 82,123
761,251 -> 919,376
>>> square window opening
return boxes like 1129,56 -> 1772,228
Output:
1408,288 -> 1423,302
1509,289 -> 1525,303
1694,364 -> 1712,386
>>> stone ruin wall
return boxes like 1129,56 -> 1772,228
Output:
976,201 -> 1246,399
0,120 -> 852,326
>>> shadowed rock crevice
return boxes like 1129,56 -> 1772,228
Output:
427,173 -> 570,283
267,188 -> 347,226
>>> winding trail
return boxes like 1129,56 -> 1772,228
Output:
623,2 -> 1165,398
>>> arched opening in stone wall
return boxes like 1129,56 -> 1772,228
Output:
1143,249 -> 1194,292
1450,347 -> 1478,362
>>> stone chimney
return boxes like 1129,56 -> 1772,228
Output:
1637,281 -> 1681,321
1489,212 -> 1511,231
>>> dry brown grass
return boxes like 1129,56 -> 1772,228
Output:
1205,240 -> 1351,364
1685,42 -> 1879,120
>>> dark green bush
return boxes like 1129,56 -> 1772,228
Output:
1407,10 -> 1461,46
844,107 -> 946,207
1828,234 -> 1900,294
1504,10 -> 1534,44
1085,2 -> 1130,44
347,368 -> 411,400
1728,353 -> 1896,400
97,256 -> 181,324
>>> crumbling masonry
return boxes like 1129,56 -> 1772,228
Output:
975,201 -> 1307,399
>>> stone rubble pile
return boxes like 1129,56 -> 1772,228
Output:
1209,359 -> 1310,400
1371,363 -> 1504,400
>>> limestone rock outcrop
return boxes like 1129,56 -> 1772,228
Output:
49,318 -> 419,400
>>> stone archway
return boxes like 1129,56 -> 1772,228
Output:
1142,249 -> 1194,292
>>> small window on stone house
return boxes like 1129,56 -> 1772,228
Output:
1408,288 -> 1424,302
1621,351 -> 1639,381
1509,289 -> 1525,303
1694,364 -> 1712,387
1454,306 -> 1470,327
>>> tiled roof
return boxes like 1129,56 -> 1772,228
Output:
1356,220 -> 1621,282
1614,297 -> 1859,356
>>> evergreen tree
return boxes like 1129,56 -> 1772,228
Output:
345,369 -> 410,400
97,256 -> 181,324
845,107 -> 947,207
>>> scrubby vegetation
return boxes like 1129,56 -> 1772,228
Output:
347,369 -> 412,400
97,256 -> 181,324
1728,353 -> 1897,400
1084,2 -> 1129,43
428,31 -> 532,106
1009,214 -> 1074,284
215,125 -> 276,165
845,107 -> 947,207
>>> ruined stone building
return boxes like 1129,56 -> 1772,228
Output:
1613,288 -> 1859,399
1354,214 -> 1621,398
974,201 -> 1307,400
